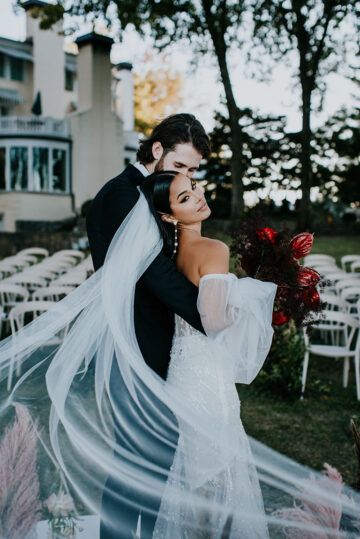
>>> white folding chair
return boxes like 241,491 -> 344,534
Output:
32,286 -> 75,301
0,284 -> 30,331
6,273 -> 47,292
0,261 -> 18,279
53,249 -> 85,263
52,273 -> 86,287
7,300 -> 63,390
335,279 -> 360,296
17,247 -> 49,259
318,293 -> 350,344
301,311 -> 360,400
341,255 -> 360,272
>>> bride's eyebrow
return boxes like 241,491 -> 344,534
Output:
177,190 -> 188,200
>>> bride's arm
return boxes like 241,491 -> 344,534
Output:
196,239 -> 233,334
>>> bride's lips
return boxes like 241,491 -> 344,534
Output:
197,200 -> 208,212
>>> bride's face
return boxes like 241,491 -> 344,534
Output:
168,173 -> 211,225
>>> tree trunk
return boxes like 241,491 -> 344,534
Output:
298,80 -> 313,231
214,49 -> 245,219
202,1 -> 245,219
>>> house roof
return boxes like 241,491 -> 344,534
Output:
0,37 -> 34,62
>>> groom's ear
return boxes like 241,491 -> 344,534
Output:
152,141 -> 164,161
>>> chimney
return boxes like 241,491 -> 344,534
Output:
75,33 -> 114,113
114,62 -> 135,132
23,0 -> 65,118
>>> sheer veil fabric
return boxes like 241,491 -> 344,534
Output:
0,193 -> 359,538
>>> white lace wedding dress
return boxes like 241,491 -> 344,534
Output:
153,274 -> 277,538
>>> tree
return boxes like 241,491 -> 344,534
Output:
252,0 -> 358,230
27,0 -> 249,219
203,109 -> 287,217
314,104 -> 360,208
134,55 -> 183,136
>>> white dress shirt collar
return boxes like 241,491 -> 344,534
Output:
133,162 -> 150,177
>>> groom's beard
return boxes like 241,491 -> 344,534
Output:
154,154 -> 166,172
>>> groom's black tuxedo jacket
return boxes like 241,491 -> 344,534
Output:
86,164 -> 204,380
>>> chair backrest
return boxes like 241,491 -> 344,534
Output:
341,255 -> 360,271
323,271 -> 349,281
52,249 -> 85,262
321,310 -> 359,350
305,254 -> 335,263
52,274 -> 85,286
341,287 -> 360,301
350,261 -> 360,273
320,293 -> 348,311
9,301 -> 56,333
7,273 -> 47,290
311,264 -> 339,275
0,283 -> 29,311
18,247 -> 49,258
33,286 -> 75,301
336,279 -> 360,294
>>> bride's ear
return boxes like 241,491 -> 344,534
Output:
161,214 -> 177,226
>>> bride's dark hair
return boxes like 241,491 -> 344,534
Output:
141,170 -> 179,258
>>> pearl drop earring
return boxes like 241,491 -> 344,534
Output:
172,220 -> 178,259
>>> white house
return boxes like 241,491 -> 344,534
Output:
0,0 -> 138,232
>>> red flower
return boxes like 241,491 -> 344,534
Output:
290,233 -> 314,259
272,311 -> 290,325
301,286 -> 320,308
256,227 -> 278,243
297,266 -> 321,287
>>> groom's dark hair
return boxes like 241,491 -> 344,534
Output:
136,113 -> 210,164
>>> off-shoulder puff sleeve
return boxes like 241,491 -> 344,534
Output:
197,274 -> 277,384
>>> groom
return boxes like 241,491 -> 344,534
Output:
86,113 -> 210,538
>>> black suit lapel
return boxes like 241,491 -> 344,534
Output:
125,164 -> 146,188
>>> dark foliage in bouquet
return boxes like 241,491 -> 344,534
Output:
230,212 -> 324,328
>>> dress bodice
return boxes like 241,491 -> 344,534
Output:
174,314 -> 204,339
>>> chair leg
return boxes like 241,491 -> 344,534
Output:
355,354 -> 360,401
7,355 -> 15,391
301,351 -> 310,400
343,357 -> 350,388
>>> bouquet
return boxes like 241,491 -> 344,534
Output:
231,218 -> 323,327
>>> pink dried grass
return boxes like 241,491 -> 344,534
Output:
273,463 -> 344,539
0,403 -> 41,539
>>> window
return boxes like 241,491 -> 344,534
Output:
10,147 -> 28,190
0,148 -> 5,190
65,68 -> 74,91
0,53 -> 4,78
10,57 -> 24,82
52,149 -> 66,192
0,105 -> 10,116
32,147 -> 49,191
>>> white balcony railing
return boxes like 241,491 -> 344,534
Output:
0,116 -> 70,138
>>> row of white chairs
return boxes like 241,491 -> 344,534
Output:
301,252 -> 360,400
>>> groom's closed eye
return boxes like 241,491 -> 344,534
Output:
174,162 -> 198,172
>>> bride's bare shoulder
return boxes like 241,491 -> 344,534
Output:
195,237 -> 230,275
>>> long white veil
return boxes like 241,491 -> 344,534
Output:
0,193 -> 359,538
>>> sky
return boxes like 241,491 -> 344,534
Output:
0,0 -> 358,203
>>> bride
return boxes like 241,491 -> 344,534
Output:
141,170 -> 276,538
0,171 -> 358,539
